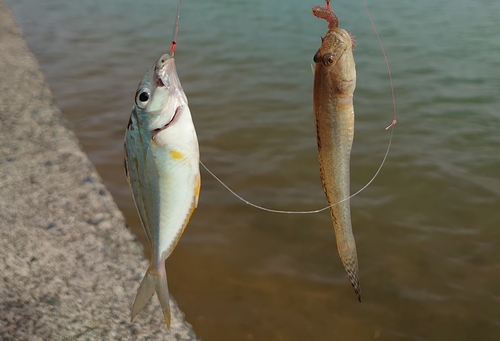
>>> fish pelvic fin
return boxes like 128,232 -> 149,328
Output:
131,265 -> 172,329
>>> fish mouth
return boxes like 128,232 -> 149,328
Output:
153,54 -> 172,88
151,106 -> 181,134
154,75 -> 165,88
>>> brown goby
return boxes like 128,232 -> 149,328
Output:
312,1 -> 360,301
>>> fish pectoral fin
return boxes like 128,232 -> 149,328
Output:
131,266 -> 171,329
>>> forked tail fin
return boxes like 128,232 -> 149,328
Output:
131,265 -> 171,329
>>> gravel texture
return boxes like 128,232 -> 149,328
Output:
0,2 -> 199,340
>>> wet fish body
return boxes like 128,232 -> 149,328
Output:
124,54 -> 200,328
312,9 -> 360,300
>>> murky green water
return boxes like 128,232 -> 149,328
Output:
7,0 -> 500,339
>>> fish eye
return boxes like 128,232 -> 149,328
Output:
322,53 -> 336,66
135,88 -> 151,109
313,49 -> 321,63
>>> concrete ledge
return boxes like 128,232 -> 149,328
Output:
0,1 -> 199,340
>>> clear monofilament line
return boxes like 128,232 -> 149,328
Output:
199,126 -> 394,215
170,0 -> 182,57
363,0 -> 398,130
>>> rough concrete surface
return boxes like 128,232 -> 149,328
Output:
0,2 -> 199,340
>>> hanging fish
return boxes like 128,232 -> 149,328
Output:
124,50 -> 200,328
124,0 -> 200,328
312,1 -> 360,301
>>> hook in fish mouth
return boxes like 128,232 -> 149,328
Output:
153,54 -> 172,87
153,68 -> 165,87
152,106 -> 181,134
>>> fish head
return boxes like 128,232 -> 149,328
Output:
133,54 -> 189,139
312,28 -> 356,94
313,28 -> 352,68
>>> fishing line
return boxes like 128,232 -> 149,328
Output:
198,1 -> 397,215
363,0 -> 398,130
199,125 -> 394,214
170,0 -> 182,57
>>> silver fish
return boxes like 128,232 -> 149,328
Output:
124,53 -> 200,328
